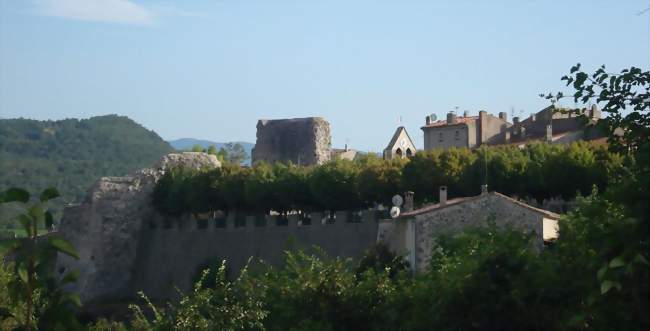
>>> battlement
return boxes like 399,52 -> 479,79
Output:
147,210 -> 385,231
131,209 -> 383,300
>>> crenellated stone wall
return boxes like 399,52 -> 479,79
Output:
131,211 -> 381,300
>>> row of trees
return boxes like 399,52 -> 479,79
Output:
153,141 -> 626,215
190,142 -> 250,165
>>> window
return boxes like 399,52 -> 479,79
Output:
438,132 -> 443,142
455,130 -> 459,140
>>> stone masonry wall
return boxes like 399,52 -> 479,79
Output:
131,211 -> 380,300
412,194 -> 545,272
56,153 -> 221,303
251,117 -> 331,166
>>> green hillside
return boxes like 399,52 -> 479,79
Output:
0,115 -> 173,206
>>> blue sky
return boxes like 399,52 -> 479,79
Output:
1,0 -> 648,151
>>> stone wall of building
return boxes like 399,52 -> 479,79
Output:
380,193 -> 556,273
423,124 -> 471,150
478,111 -> 510,145
251,117 -> 331,166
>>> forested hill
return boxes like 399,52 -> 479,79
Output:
0,115 -> 174,204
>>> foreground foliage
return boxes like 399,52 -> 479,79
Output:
99,197 -> 647,331
0,188 -> 82,330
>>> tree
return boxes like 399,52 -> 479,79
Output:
207,145 -> 218,156
220,143 -> 249,165
543,64 -> 650,153
191,144 -> 204,153
308,160 -> 360,211
130,261 -> 267,331
0,187 -> 82,330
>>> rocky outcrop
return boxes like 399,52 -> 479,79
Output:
56,153 -> 220,303
251,117 -> 331,166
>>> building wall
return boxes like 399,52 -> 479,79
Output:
478,113 -> 510,145
131,211 -> 380,300
423,124 -> 470,150
381,193 -> 550,273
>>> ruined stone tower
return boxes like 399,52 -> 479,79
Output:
251,117 -> 331,166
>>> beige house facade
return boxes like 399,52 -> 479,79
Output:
422,111 -> 511,150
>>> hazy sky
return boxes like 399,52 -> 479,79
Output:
1,0 -> 648,151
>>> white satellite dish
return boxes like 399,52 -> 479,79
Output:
390,206 -> 401,218
392,194 -> 404,207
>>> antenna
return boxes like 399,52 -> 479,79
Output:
390,206 -> 401,218
484,148 -> 488,188
390,194 -> 403,218
392,194 -> 404,207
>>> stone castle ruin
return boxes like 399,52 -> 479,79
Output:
55,152 -> 379,302
55,153 -> 223,302
252,117 -> 331,166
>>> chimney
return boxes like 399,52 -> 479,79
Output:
546,124 -> 552,142
439,186 -> 447,205
344,143 -> 348,152
446,112 -> 458,124
504,131 -> 511,142
404,191 -> 414,212
513,116 -> 520,125
463,110 -> 469,118
589,105 -> 600,119
481,184 -> 488,195
531,114 -> 536,122
426,115 -> 432,125
499,112 -> 507,122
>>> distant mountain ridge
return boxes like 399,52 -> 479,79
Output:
0,115 -> 174,205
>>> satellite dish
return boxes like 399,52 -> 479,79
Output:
390,206 -> 401,218
392,194 -> 404,207
430,114 -> 437,121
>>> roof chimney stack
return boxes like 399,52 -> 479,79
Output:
426,115 -> 432,125
499,112 -> 507,122
439,186 -> 447,205
447,112 -> 458,124
463,110 -> 469,118
404,191 -> 414,212
481,184 -> 488,195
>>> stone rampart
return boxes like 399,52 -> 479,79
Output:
131,211 -> 381,300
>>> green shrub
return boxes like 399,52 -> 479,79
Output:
152,143 -> 625,216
